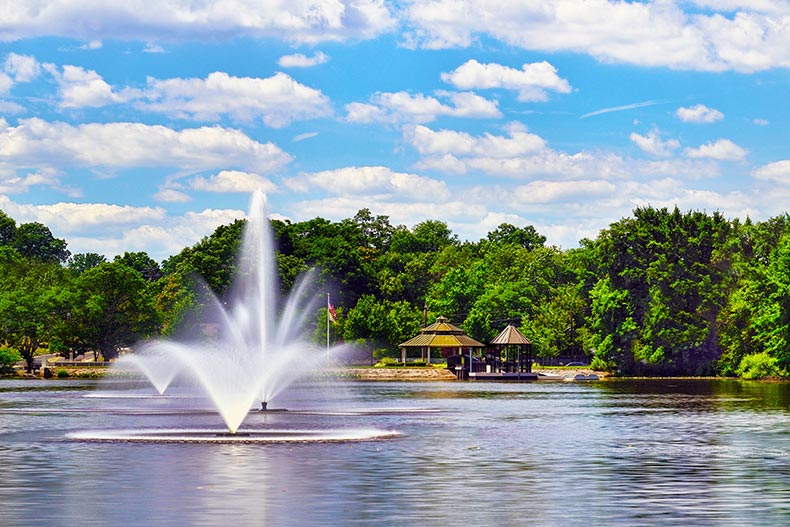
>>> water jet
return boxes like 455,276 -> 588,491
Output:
91,189 -> 396,443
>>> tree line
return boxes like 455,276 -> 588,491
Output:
1,206 -> 789,378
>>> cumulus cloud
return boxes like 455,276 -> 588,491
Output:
190,170 -> 277,193
402,0 -> 790,72
286,166 -> 450,201
684,139 -> 748,161
752,159 -> 790,183
345,90 -> 500,124
441,59 -> 571,101
44,64 -> 129,108
0,73 -> 12,95
676,104 -> 724,123
278,51 -> 329,68
3,52 -> 42,82
139,71 -> 332,127
19,201 -> 167,233
154,188 -> 191,203
0,1 -> 395,45
630,129 -> 681,157
406,122 -> 545,157
406,122 -> 621,179
0,118 -> 292,175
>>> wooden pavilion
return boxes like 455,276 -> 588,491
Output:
472,324 -> 534,380
398,316 -> 485,365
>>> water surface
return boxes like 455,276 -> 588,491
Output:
0,378 -> 788,526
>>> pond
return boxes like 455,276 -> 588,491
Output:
0,378 -> 788,526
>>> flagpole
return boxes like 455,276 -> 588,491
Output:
326,293 -> 330,350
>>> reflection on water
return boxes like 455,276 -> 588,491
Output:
0,379 -> 788,526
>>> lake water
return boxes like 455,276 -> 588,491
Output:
0,378 -> 788,526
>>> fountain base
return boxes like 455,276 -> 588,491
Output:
67,428 -> 401,444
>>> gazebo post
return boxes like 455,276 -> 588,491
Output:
401,346 -> 406,365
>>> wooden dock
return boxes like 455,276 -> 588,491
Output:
468,371 -> 538,382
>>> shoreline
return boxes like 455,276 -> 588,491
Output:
7,365 -> 785,382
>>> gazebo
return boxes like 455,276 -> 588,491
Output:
398,316 -> 485,365
487,324 -> 533,374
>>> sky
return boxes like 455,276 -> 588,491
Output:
2,0 -> 790,263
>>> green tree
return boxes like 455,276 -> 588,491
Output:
0,250 -> 68,371
343,295 -> 422,358
115,251 -> 163,281
163,219 -> 244,298
0,210 -> 16,246
68,262 -> 160,360
68,252 -> 108,274
484,223 -> 546,251
13,222 -> 70,264
588,207 -> 730,374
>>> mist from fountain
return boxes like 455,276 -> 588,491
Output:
125,190 -> 336,434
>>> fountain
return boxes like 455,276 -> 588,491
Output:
75,190 -> 400,443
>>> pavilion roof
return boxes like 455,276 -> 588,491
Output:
490,324 -> 531,346
399,316 -> 485,348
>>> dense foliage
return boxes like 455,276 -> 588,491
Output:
1,204 -> 789,378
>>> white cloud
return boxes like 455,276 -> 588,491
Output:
44,64 -> 128,108
191,170 -> 277,193
0,100 -> 24,113
143,42 -> 164,53
406,122 -> 617,179
0,1 -> 395,45
344,90 -> 500,124
753,118 -> 769,126
684,139 -> 748,160
287,166 -> 450,201
80,40 -> 103,50
406,122 -> 545,157
0,118 -> 292,175
630,129 -> 681,157
3,53 -> 42,82
512,180 -> 617,203
140,71 -> 332,127
278,51 -> 329,68
403,0 -> 790,72
20,201 -> 167,233
676,104 -> 724,123
752,159 -> 790,183
292,132 -> 318,142
0,73 -> 12,95
0,194 -> 247,262
441,59 -> 571,101
581,100 -> 664,119
154,188 -> 191,203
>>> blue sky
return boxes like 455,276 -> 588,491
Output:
2,1 -> 790,263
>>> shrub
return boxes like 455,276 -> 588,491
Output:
56,369 -> 70,378
0,348 -> 21,375
374,357 -> 399,368
590,356 -> 614,372
737,352 -> 783,380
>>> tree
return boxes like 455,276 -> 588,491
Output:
13,222 -> 70,264
68,252 -> 107,274
588,207 -> 730,374
163,219 -> 244,299
485,223 -> 546,251
0,251 -> 68,371
0,210 -> 16,246
115,251 -> 163,281
343,295 -> 422,358
69,262 -> 160,360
